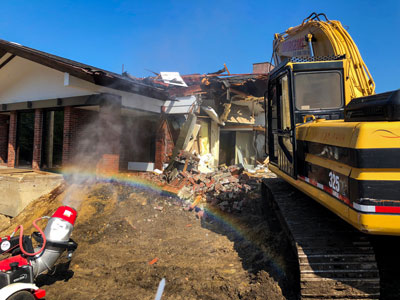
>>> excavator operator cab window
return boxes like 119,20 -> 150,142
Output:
266,71 -> 296,177
294,71 -> 343,111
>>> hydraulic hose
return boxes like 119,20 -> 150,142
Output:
274,17 -> 375,99
11,217 -> 48,256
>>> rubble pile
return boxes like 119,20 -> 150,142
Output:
135,171 -> 167,186
202,166 -> 262,213
136,160 -> 273,213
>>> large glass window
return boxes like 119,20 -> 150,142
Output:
42,110 -> 64,170
294,71 -> 342,110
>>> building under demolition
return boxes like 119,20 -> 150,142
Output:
0,39 -> 270,173
138,63 -> 271,172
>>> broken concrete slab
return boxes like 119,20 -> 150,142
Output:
0,169 -> 63,217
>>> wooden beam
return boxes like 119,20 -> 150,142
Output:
210,120 -> 220,167
165,113 -> 197,172
0,54 -> 15,70
229,88 -> 249,97
0,49 -> 7,60
184,124 -> 201,151
221,124 -> 265,132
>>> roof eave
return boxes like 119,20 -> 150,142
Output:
0,39 -> 168,101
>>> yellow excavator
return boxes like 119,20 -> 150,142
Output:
263,12 -> 399,299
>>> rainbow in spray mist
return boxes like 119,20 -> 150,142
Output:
200,205 -> 286,278
62,169 -> 164,194
61,167 -> 287,278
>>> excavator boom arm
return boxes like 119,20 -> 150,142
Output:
273,12 -> 375,99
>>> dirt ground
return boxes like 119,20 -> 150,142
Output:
1,176 -> 399,299
0,179 -> 297,300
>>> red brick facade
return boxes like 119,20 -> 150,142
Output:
155,118 -> 174,170
62,106 -> 99,165
63,104 -> 121,174
1,106 -> 160,173
252,62 -> 274,74
0,115 -> 9,165
62,106 -> 76,166
97,154 -> 120,174
32,109 -> 43,170
95,103 -> 121,174
7,111 -> 17,168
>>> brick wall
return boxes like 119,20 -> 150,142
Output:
252,62 -> 274,74
62,106 -> 78,166
32,109 -> 43,170
7,111 -> 17,168
95,103 -> 121,174
74,108 -> 98,144
97,154 -> 120,174
0,115 -> 9,165
63,104 -> 121,174
155,118 -> 174,170
62,106 -> 98,167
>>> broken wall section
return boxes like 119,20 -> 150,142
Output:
138,63 -> 270,174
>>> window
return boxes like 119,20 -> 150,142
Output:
280,75 -> 291,130
279,75 -> 293,157
294,71 -> 342,110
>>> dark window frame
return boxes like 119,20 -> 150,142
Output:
292,70 -> 345,111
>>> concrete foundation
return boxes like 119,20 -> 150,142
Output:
0,168 -> 63,217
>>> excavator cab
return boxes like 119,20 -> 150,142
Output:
266,57 -> 346,179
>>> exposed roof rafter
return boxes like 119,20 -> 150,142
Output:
0,54 -> 15,70
0,49 -> 7,60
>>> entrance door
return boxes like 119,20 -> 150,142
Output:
267,72 -> 296,177
16,111 -> 35,168
219,131 -> 236,166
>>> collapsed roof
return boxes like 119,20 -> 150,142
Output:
128,68 -> 269,101
0,38 -> 270,108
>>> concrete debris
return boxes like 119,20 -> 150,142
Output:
198,153 -> 214,173
153,169 -> 163,175
137,159 -> 274,214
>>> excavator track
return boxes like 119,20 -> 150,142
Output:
262,177 -> 380,299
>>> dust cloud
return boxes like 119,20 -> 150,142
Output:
62,99 -> 122,209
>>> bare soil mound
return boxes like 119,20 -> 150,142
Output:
0,180 -> 294,300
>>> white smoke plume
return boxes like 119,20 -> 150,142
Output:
62,97 -> 122,208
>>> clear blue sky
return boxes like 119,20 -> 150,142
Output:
0,0 -> 399,93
